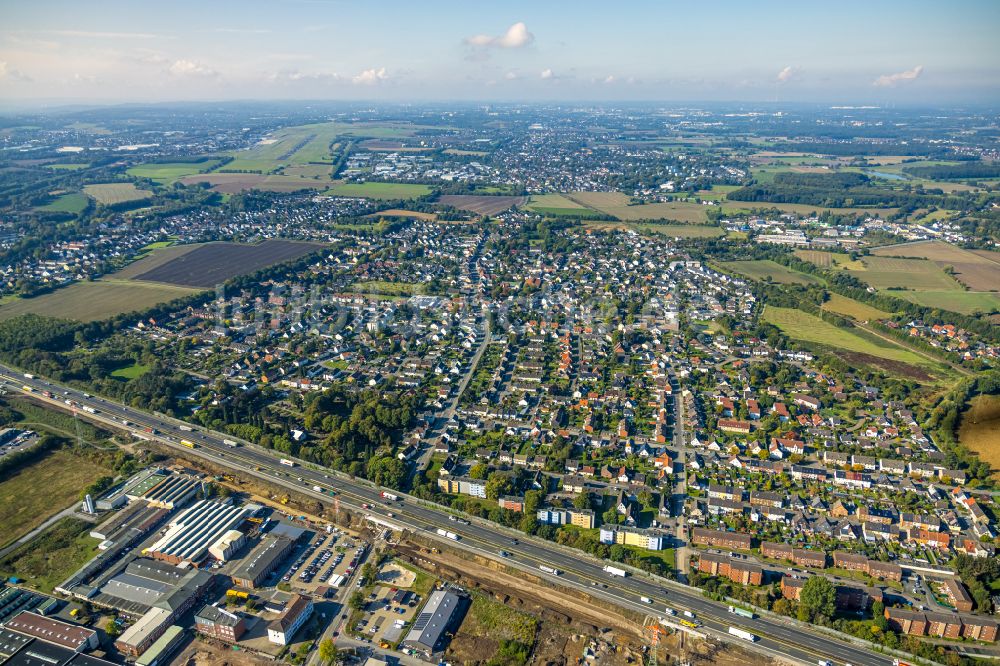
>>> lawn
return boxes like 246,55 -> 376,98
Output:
821,293 -> 892,321
35,192 -> 89,214
111,363 -> 152,380
126,159 -> 223,184
0,279 -> 201,322
885,290 -> 1000,315
463,593 -> 538,644
0,448 -> 111,550
325,182 -> 432,200
0,517 -> 102,593
721,260 -> 822,285
84,182 -> 153,204
761,306 -> 932,366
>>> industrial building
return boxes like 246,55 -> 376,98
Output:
96,468 -> 165,511
135,625 -> 186,666
3,612 -> 98,653
402,590 -> 464,656
207,530 -> 245,562
143,475 -> 200,510
0,626 -> 115,666
194,605 -> 246,643
266,594 -> 313,645
145,499 -> 254,566
229,536 -> 294,589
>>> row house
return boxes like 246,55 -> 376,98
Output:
761,542 -> 827,568
690,527 -> 754,550
697,552 -> 764,585
885,608 -> 997,643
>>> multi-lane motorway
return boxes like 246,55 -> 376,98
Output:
1,364 -> 898,666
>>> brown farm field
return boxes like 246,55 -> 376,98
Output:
83,182 -> 152,204
959,395 -> 1000,479
871,241 -> 1000,292
114,243 -> 204,279
131,239 -> 326,288
0,280 -> 201,322
581,221 -> 724,238
437,194 -> 528,216
365,209 -> 437,221
847,256 -> 963,291
822,293 -> 892,321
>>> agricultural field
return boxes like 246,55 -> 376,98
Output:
793,250 -> 865,271
35,192 -> 89,214
846,256 -> 962,291
721,260 -> 822,285
0,517 -> 101,593
279,164 -> 336,179
115,243 -> 203,279
0,447 -> 111,549
887,290 -> 1000,315
871,240 -> 1000,292
83,182 -> 152,204
581,221 -> 724,237
45,163 -> 89,171
126,158 -> 223,184
130,239 -> 326,288
325,182 -> 432,200
959,395 -> 1000,479
568,191 -> 710,223
365,209 -> 437,221
178,172 -> 334,193
0,280 -> 201,322
439,194 -> 529,215
761,306 -> 946,380
348,281 -> 424,297
720,199 -> 897,218
821,293 -> 892,321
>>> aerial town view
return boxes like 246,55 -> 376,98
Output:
0,2 -> 998,666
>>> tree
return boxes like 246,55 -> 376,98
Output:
799,576 -> 836,621
104,619 -> 120,638
574,491 -> 592,510
485,472 -> 513,501
319,639 -> 339,665
468,463 -> 488,480
348,591 -> 365,611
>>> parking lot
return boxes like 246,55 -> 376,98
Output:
353,583 -> 422,648
283,530 -> 370,597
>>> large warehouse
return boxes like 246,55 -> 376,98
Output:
402,590 -> 465,656
145,500 -> 255,566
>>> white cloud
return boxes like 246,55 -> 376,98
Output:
603,75 -> 616,84
540,68 -> 553,80
42,30 -> 160,39
352,67 -> 388,85
464,22 -> 534,49
168,59 -> 218,77
0,61 -> 32,82
874,65 -> 923,87
269,69 -> 342,84
503,71 -> 518,80
776,65 -> 798,83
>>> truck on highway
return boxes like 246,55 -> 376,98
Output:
435,528 -> 460,541
679,619 -> 699,629
23,373 -> 34,380
22,385 -> 33,393
280,459 -> 296,467
312,485 -> 323,493
640,596 -> 652,604
728,626 -> 757,642
180,439 -> 196,448
82,405 -> 97,414
223,439 -> 239,447
662,607 -> 676,616
683,610 -> 696,619
381,491 -> 399,501
178,424 -> 193,432
603,565 -> 627,577
728,605 -> 755,619
539,565 -> 561,575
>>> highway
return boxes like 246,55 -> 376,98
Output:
1,364 -> 898,666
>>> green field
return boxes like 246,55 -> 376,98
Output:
45,163 -> 89,171
349,281 -> 424,296
35,192 -> 89,214
127,159 -> 223,184
885,290 -> 1000,315
821,293 -> 892,321
581,221 -> 724,237
325,182 -> 432,200
0,448 -> 111,550
762,306 -> 939,368
0,280 -> 201,322
111,363 -> 152,380
721,260 -> 822,285
83,182 -> 152,204
847,256 -> 963,291
527,193 -> 587,210
0,517 -> 102,593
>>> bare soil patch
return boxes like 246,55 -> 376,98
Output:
437,194 -> 528,216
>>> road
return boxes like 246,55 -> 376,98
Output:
0,364 -> 899,666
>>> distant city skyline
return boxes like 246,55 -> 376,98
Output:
1,0 -> 998,106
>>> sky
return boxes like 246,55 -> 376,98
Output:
1,0 -> 998,106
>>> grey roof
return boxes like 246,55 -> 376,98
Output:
403,590 -> 461,652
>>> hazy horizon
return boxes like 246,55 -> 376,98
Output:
2,0 -> 999,106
